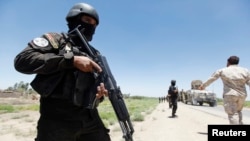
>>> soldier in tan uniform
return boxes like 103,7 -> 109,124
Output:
199,56 -> 250,124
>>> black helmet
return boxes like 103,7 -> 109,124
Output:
171,80 -> 176,86
66,3 -> 99,41
66,3 -> 99,25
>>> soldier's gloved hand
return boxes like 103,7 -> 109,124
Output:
96,83 -> 108,99
73,56 -> 102,73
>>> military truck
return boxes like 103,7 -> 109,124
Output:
182,80 -> 217,107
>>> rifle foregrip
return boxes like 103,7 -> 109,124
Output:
110,95 -> 129,120
110,93 -> 134,141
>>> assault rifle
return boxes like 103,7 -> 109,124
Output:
67,26 -> 134,141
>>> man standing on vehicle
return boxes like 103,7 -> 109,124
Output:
199,56 -> 250,124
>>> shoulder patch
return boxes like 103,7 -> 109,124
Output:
33,37 -> 49,47
44,33 -> 59,49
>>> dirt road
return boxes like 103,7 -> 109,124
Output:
0,99 -> 246,141
111,102 -> 230,141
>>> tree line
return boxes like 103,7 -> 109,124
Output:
2,81 -> 36,94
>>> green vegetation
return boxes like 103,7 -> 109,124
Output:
0,104 -> 15,113
0,104 -> 39,114
1,96 -> 249,128
216,98 -> 250,108
98,96 -> 158,126
245,101 -> 250,108
0,96 -> 158,127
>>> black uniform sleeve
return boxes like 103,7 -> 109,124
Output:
14,33 -> 74,75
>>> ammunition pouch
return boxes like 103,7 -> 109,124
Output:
31,72 -> 65,98
31,71 -> 75,99
73,71 -> 103,108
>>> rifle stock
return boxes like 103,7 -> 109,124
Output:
68,26 -> 134,141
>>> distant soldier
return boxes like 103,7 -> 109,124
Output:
168,80 -> 179,117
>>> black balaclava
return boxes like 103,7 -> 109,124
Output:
67,15 -> 96,43
171,80 -> 176,86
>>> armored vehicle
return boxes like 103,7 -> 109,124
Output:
182,80 -> 217,107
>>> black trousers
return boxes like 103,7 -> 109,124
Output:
35,111 -> 111,141
171,98 -> 178,115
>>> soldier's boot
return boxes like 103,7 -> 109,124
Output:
172,110 -> 176,117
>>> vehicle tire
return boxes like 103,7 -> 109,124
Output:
199,102 -> 203,106
209,102 -> 214,107
209,101 -> 217,107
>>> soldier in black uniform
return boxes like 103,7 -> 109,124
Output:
14,3 -> 111,141
168,80 -> 179,117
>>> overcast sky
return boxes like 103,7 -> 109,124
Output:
0,0 -> 249,100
